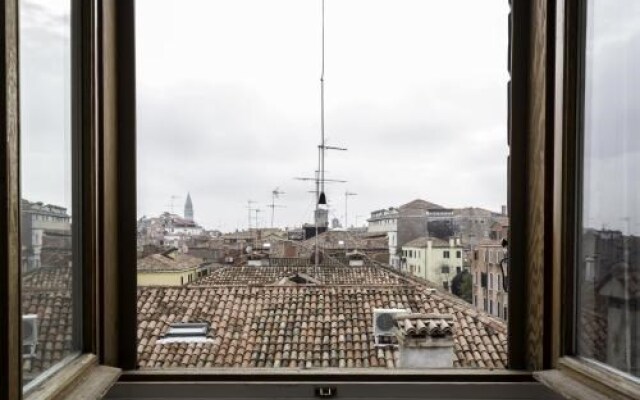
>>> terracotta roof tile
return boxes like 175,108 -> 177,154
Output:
138,263 -> 508,369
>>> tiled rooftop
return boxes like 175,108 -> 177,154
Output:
138,263 -> 508,369
22,262 -> 74,380
403,236 -> 455,248
138,250 -> 204,272
189,265 -> 411,287
22,290 -> 74,378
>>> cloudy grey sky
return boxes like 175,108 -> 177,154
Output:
20,0 -> 71,210
21,0 -> 511,231
18,0 -> 640,235
136,0 -> 510,231
582,0 -> 640,235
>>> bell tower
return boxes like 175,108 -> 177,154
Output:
184,192 -> 194,220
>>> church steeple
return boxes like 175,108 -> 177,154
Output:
184,192 -> 194,221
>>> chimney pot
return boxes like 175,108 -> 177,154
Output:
394,313 -> 455,368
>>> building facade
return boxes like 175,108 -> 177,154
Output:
402,236 -> 464,292
470,240 -> 508,319
367,199 -> 444,269
20,199 -> 72,273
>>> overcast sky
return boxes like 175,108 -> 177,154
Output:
21,0 -> 512,231
18,1 -> 640,236
135,0 -> 510,231
20,0 -> 71,210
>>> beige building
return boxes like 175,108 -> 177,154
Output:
401,237 -> 463,292
471,240 -> 508,319
137,249 -> 211,286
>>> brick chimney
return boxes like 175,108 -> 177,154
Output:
394,313 -> 455,368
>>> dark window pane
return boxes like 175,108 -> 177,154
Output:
578,0 -> 640,378
19,0 -> 78,388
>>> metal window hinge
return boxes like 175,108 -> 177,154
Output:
315,386 -> 337,398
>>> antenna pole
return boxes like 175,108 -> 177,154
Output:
315,170 -> 320,270
345,191 -> 357,228
247,200 -> 256,231
320,0 -> 326,198
268,188 -> 285,228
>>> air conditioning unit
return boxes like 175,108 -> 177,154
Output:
22,314 -> 38,358
373,308 -> 409,345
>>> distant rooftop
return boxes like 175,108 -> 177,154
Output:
137,249 -> 204,272
403,236 -> 459,248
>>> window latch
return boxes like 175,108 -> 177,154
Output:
315,386 -> 337,398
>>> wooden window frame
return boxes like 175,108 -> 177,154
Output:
104,0 -> 538,381
9,0 -> 632,398
1,0 -> 121,398
535,0 -> 640,398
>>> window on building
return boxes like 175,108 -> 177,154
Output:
576,0 -> 640,379
456,266 -> 461,274
489,300 -> 493,315
19,0 -> 80,390
443,251 -> 450,258
456,250 -> 461,258
489,273 -> 493,289
497,302 -> 501,318
441,265 -> 450,274
443,281 -> 449,291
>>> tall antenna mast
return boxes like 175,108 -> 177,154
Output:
319,0 -> 326,205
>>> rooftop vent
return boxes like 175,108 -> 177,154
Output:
394,313 -> 455,368
157,322 -> 211,344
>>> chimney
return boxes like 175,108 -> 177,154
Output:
394,313 -> 455,368
448,237 -> 454,248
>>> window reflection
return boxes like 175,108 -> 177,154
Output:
19,0 -> 77,387
579,0 -> 640,378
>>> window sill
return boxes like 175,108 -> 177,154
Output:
121,367 -> 533,382
25,354 -> 121,400
106,381 -> 563,399
534,357 -> 640,400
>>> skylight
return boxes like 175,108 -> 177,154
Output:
157,322 -> 211,344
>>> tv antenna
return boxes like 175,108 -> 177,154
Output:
344,191 -> 357,228
166,195 -> 180,214
267,188 -> 286,228
246,200 -> 256,230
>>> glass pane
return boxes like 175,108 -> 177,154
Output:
578,0 -> 640,378
137,0 -> 509,370
19,0 -> 78,387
